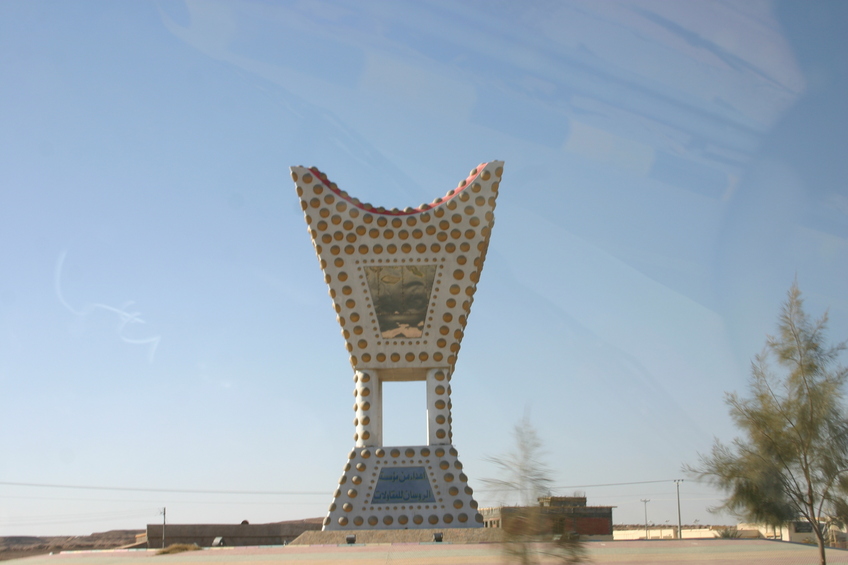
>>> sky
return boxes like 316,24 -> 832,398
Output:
1,0 -> 846,536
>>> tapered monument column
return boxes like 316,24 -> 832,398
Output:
290,161 -> 504,530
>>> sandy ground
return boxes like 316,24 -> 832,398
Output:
2,539 -> 848,565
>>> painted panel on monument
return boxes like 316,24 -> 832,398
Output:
371,467 -> 436,504
366,265 -> 436,338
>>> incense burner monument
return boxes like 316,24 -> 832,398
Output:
290,161 -> 503,530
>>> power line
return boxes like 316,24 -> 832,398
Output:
1,509 -> 157,527
478,478 -> 681,492
0,481 -> 325,495
0,494 -> 328,506
2,478 -> 683,496
553,479 -> 680,489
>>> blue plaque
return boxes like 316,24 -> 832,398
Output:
371,466 -> 435,504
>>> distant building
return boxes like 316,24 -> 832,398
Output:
739,520 -> 848,546
480,496 -> 614,541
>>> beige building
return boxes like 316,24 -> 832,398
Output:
739,520 -> 848,546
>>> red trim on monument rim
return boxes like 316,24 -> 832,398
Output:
306,163 -> 489,216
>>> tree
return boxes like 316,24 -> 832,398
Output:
483,414 -> 553,507
483,415 -> 586,564
688,282 -> 848,565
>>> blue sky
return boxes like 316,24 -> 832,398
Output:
1,0 -> 846,535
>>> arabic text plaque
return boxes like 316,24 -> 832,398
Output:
371,466 -> 436,504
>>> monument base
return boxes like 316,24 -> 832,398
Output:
322,444 -> 484,530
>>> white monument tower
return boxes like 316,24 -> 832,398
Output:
291,161 -> 504,530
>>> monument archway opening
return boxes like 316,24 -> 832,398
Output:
381,380 -> 427,446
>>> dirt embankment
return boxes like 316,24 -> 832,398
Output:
0,530 -> 142,561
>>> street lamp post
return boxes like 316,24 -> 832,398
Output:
675,479 -> 683,539
641,499 -> 650,540
160,507 -> 166,549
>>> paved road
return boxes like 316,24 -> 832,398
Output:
7,540 -> 848,565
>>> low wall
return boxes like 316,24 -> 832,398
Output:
146,521 -> 321,548
613,527 -> 740,540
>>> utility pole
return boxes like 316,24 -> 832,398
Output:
160,507 -> 166,549
641,499 -> 650,540
674,479 -> 683,539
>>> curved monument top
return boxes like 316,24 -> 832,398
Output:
290,161 -> 503,373
297,162 -> 499,216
